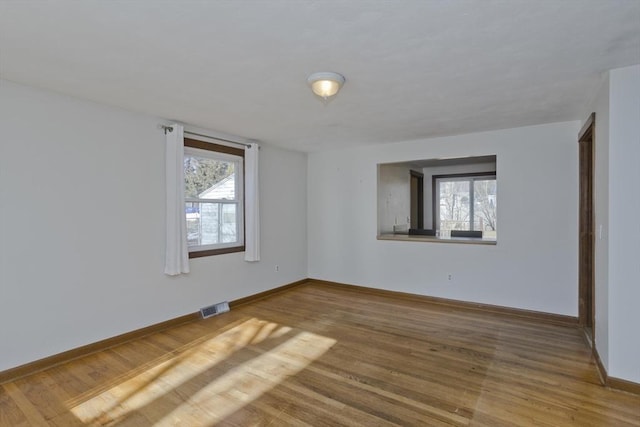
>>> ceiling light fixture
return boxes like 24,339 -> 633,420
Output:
307,71 -> 345,101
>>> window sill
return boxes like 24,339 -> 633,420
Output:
189,245 -> 245,258
377,234 -> 496,245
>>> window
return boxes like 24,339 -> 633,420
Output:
184,138 -> 244,257
377,155 -> 496,244
434,172 -> 496,238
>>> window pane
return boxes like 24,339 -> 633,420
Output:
185,202 -> 238,247
200,202 -> 221,245
221,204 -> 237,243
439,180 -> 470,230
186,202 -> 202,246
184,155 -> 235,200
474,180 -> 497,237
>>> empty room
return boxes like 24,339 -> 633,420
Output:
0,1 -> 639,426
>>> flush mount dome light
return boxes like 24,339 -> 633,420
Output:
307,71 -> 345,101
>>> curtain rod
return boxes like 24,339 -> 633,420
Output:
161,125 -> 254,148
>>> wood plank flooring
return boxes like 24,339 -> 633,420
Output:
1,282 -> 639,426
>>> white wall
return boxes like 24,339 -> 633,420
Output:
377,163 -> 412,234
308,121 -> 579,316
607,65 -> 640,383
585,64 -> 640,384
0,79 -> 308,372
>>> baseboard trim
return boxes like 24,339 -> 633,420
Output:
311,279 -> 640,395
0,311 -> 200,385
229,279 -> 308,308
308,278 -> 579,327
592,345 -> 607,385
592,344 -> 640,395
5,277 -> 637,395
580,326 -> 594,349
608,376 -> 640,395
0,278 -> 308,385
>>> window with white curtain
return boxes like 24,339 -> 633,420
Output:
183,138 -> 245,258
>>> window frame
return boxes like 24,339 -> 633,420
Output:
184,138 -> 245,258
432,171 -> 496,233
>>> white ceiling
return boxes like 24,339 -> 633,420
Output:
1,1 -> 638,152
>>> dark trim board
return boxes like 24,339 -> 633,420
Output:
308,278 -> 578,327
3,277 -> 638,396
0,312 -> 201,385
184,138 -> 244,157
229,279 -> 308,308
592,345 -> 607,385
578,112 -> 596,340
189,245 -> 245,259
608,377 -> 640,395
592,344 -> 640,395
578,112 -> 596,142
0,279 -> 308,385
310,279 -> 640,395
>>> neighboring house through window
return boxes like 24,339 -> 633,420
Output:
184,138 -> 245,257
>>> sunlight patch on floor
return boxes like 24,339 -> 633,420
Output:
158,331 -> 336,425
69,317 -> 303,425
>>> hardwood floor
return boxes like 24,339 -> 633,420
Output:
1,282 -> 639,426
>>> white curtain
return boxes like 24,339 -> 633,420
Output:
164,124 -> 190,275
244,143 -> 260,261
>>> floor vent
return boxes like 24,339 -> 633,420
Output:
200,301 -> 230,319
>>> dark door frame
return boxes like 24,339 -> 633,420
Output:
578,113 -> 595,343
410,171 -> 424,229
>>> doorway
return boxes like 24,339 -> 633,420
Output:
410,171 -> 424,229
578,113 -> 595,343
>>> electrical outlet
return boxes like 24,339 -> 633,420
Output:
275,265 -> 279,272
448,274 -> 453,281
